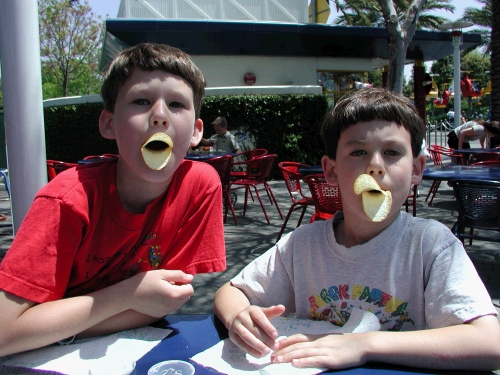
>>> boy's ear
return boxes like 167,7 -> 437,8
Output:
411,154 -> 426,185
99,110 -> 116,140
321,155 -> 338,185
190,118 -> 203,146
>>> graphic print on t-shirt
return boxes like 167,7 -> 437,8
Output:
308,283 -> 414,331
141,232 -> 162,269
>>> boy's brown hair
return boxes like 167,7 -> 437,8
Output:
321,87 -> 426,159
101,43 -> 206,117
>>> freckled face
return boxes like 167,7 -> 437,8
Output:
323,121 -> 423,222
103,69 -> 202,184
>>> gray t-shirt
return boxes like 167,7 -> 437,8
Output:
232,212 -> 496,331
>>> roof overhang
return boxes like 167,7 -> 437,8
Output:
100,19 -> 482,71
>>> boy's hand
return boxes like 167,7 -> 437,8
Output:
125,270 -> 194,318
271,333 -> 367,370
228,304 -> 285,358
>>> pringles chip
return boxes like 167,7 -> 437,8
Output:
354,174 -> 392,222
141,132 -> 173,170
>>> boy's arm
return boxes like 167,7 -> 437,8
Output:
0,269 -> 193,356
214,282 -> 285,357
273,315 -> 500,371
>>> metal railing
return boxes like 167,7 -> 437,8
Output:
426,119 -> 454,147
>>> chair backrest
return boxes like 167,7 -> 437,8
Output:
247,148 -> 267,159
449,179 -> 500,231
427,146 -> 443,166
235,148 -> 268,162
247,154 -> 277,181
53,161 -> 78,175
471,160 -> 500,166
203,155 -> 232,187
303,174 -> 342,221
278,161 -> 310,202
46,160 -> 59,181
428,144 -> 464,165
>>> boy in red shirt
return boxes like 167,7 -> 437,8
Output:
0,43 -> 225,355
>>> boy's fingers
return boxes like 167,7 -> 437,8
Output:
258,305 -> 285,341
230,332 -> 268,358
275,333 -> 312,350
262,304 -> 285,320
233,326 -> 273,357
157,270 -> 194,284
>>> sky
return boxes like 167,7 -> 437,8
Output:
87,0 -> 121,18
86,0 -> 480,78
87,0 -> 477,24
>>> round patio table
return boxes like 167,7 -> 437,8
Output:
423,165 -> 500,182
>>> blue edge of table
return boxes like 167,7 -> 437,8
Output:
135,314 -> 494,375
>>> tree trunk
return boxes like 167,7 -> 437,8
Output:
62,74 -> 68,97
378,0 -> 426,93
491,0 -> 500,121
386,36 -> 407,93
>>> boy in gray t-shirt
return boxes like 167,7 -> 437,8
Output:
214,88 -> 500,371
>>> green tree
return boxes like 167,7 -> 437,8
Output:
430,52 -> 490,116
461,51 -> 490,89
39,0 -> 104,98
430,55 -> 454,90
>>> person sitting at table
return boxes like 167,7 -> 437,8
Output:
0,43 -> 226,356
200,116 -> 240,154
447,118 -> 487,149
214,87 -> 500,372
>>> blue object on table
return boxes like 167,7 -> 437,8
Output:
0,169 -> 9,198
298,165 -> 323,175
134,315 -> 492,375
422,165 -> 500,182
234,130 -> 248,143
134,315 -> 224,375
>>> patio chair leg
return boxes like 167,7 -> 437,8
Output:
243,187 -> 250,216
266,184 -> 283,219
426,180 -> 441,206
224,191 -> 238,225
296,205 -> 308,227
253,187 -> 271,224
276,209 -> 294,242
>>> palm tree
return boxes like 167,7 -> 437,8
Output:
462,0 -> 491,52
330,0 -> 455,93
333,0 -> 454,28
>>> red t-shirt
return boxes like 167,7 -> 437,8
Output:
0,159 -> 226,303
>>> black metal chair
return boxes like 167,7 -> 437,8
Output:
449,179 -> 500,245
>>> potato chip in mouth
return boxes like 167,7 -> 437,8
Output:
141,132 -> 173,170
353,174 -> 392,222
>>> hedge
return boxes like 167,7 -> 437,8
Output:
43,94 -> 329,176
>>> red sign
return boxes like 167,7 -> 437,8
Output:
244,72 -> 256,85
